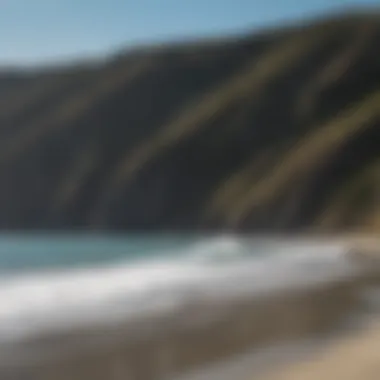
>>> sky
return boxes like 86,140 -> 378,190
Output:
0,0 -> 379,66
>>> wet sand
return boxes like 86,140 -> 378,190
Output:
260,321 -> 380,380
1,258 -> 380,380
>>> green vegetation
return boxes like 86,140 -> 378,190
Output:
0,11 -> 379,232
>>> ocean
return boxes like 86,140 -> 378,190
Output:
1,234 -> 379,380
0,234 -> 358,345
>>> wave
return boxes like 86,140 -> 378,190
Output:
0,237 -> 356,344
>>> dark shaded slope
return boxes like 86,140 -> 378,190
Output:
0,12 -> 380,232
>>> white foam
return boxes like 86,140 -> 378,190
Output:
0,237 -> 356,344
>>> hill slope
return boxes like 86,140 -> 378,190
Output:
1,12 -> 380,232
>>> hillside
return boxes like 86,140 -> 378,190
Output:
1,12 -> 380,232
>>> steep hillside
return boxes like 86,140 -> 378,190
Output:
1,12 -> 380,232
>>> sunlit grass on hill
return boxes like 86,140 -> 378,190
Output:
0,11 -> 379,231
226,91 -> 380,227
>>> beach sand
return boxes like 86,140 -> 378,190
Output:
1,241 -> 379,380
2,262 -> 379,380
259,322 -> 380,380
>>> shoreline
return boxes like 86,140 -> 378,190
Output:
2,259 -> 380,380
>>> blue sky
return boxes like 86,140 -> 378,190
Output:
1,0 -> 379,65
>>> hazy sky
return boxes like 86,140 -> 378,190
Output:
1,0 -> 379,65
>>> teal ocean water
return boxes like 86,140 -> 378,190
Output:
0,234 -> 354,344
0,234 -> 197,273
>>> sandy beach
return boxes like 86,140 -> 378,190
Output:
0,238 -> 378,380
1,253 -> 379,380
256,243 -> 380,380
259,322 -> 380,380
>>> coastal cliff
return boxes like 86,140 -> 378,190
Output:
1,12 -> 380,232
